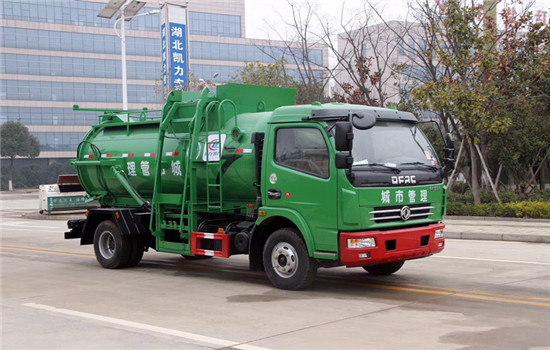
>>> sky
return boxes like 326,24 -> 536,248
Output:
244,0 -> 550,40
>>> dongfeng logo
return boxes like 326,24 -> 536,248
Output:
391,175 -> 416,185
400,206 -> 411,221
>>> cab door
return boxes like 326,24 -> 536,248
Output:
263,125 -> 338,253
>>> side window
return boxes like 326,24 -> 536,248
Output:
274,127 -> 330,178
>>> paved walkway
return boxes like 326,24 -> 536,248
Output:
445,216 -> 550,243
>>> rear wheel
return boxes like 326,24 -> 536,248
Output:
93,220 -> 131,269
362,261 -> 405,275
263,228 -> 317,290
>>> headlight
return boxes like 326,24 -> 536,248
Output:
434,229 -> 444,239
347,237 -> 376,249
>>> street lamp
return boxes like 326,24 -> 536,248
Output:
98,0 -> 159,110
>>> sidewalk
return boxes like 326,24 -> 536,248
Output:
444,216 -> 550,244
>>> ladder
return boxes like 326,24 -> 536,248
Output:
150,88 -> 225,255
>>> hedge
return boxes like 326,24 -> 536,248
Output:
447,201 -> 550,219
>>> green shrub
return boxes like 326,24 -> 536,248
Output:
446,201 -> 550,219
528,189 -> 550,202
449,181 -> 470,194
509,202 -> 550,219
447,191 -> 474,205
448,189 -> 544,205
498,191 -> 522,203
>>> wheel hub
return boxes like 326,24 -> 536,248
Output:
98,231 -> 116,259
271,242 -> 298,278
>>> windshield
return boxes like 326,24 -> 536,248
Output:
352,122 -> 439,168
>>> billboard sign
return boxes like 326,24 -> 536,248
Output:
160,3 -> 189,92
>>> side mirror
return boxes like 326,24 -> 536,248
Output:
334,122 -> 353,152
335,152 -> 354,169
445,133 -> 455,149
444,133 -> 455,160
443,133 -> 455,178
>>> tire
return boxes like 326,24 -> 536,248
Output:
126,235 -> 144,267
263,228 -> 317,290
93,220 -> 131,269
362,261 -> 405,275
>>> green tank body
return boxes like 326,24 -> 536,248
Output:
75,84 -> 296,208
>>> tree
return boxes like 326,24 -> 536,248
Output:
237,59 -> 329,104
408,0 -> 544,203
260,1 -> 331,104
0,121 -> 41,191
486,18 -> 550,193
238,59 -> 296,88
320,9 -> 403,106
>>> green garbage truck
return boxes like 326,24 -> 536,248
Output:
65,84 -> 454,290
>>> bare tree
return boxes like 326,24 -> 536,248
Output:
259,1 -> 330,104
319,2 -> 403,106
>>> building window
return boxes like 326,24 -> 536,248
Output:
189,11 -> 241,38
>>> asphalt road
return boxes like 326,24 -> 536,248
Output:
1,192 -> 550,349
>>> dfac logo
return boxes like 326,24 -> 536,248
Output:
400,206 -> 411,221
391,175 -> 416,185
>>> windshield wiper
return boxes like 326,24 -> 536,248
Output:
354,163 -> 401,173
400,162 -> 439,172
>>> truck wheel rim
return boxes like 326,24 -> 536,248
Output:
98,231 -> 116,259
271,242 -> 298,278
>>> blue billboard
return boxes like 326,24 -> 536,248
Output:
168,22 -> 188,89
160,4 -> 189,92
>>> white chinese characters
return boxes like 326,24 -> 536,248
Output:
127,161 -> 137,176
171,160 -> 182,177
381,190 -> 390,204
141,161 -> 150,176
380,189 -> 428,204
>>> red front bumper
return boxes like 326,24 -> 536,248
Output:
339,223 -> 445,267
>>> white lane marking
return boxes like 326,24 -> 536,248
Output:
434,255 -> 550,266
2,227 -> 62,234
3,222 -> 65,228
23,303 -> 270,350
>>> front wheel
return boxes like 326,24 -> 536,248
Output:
362,261 -> 405,275
263,228 -> 317,290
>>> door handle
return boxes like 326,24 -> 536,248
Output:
267,189 -> 281,200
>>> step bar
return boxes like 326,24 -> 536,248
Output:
191,232 -> 230,258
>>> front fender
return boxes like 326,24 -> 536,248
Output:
256,207 -> 315,256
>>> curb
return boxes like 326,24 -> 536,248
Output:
445,231 -> 550,244
22,212 -> 86,221
446,216 -> 550,223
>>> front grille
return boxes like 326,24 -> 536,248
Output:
369,203 -> 434,223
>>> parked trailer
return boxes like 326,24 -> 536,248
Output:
65,84 -> 454,290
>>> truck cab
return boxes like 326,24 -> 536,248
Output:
253,105 -> 449,289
